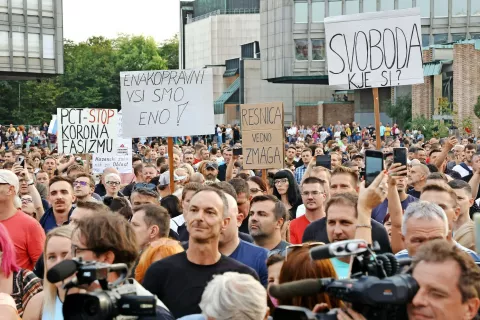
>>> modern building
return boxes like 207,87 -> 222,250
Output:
261,0 -> 480,125
0,0 -> 63,80
180,0 -> 335,124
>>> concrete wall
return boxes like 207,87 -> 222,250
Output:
244,59 -> 333,123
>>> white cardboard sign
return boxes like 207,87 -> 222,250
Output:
324,8 -> 424,89
57,108 -> 118,154
120,69 -> 214,137
92,111 -> 132,173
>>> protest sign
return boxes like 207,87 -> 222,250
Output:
240,102 -> 284,170
324,8 -> 424,89
120,69 -> 214,137
57,108 -> 118,154
92,111 -> 132,173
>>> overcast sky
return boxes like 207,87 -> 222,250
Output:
63,0 -> 181,44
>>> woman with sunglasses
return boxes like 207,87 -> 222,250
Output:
272,170 -> 302,220
23,225 -> 73,320
278,243 -> 342,312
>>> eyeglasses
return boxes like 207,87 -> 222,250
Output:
249,188 -> 263,194
106,181 -> 120,186
284,242 -> 325,261
301,191 -> 324,197
71,244 -> 96,257
21,198 -> 33,204
274,178 -> 288,185
73,181 -> 89,187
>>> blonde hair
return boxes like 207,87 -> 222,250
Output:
43,226 -> 74,318
134,239 -> 184,283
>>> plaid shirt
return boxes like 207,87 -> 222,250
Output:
295,165 -> 307,184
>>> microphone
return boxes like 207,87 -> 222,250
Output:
268,278 -> 334,300
309,240 -> 368,261
46,259 -> 79,283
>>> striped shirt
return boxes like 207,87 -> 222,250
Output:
395,241 -> 480,264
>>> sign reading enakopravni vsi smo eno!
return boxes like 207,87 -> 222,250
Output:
324,8 -> 424,89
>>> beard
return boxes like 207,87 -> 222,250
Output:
206,173 -> 216,181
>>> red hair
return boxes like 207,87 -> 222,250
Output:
0,224 -> 20,277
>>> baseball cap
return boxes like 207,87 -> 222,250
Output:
159,171 -> 188,187
205,162 -> 219,170
0,170 -> 19,194
351,154 -> 364,160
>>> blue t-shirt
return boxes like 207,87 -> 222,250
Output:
230,239 -> 268,287
371,195 -> 418,224
331,258 -> 350,279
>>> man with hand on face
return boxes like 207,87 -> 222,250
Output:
39,176 -> 75,233
142,188 -> 258,319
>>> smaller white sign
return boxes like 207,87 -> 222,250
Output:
324,8 -> 424,89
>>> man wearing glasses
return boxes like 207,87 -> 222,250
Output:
289,177 -> 326,244
73,173 -> 96,202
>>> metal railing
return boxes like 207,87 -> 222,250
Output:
187,8 -> 260,24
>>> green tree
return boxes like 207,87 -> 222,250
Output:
475,95 -> 480,119
158,34 -> 179,70
384,95 -> 412,129
115,35 -> 167,71
410,115 -> 450,140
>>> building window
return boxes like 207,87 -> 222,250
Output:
363,0 -> 376,12
434,0 -> 448,17
294,2 -> 308,23
452,33 -> 466,42
380,0 -> 394,11
27,0 -> 37,9
345,0 -> 359,14
472,1 -> 480,16
295,39 -> 308,61
417,0 -> 430,18
42,0 -> 53,11
12,0 -> 23,7
398,0 -> 412,9
28,33 -> 40,57
12,32 -> 25,56
452,0 -> 467,16
433,33 -> 448,44
422,34 -> 430,46
0,31 -> 8,57
471,33 -> 480,40
312,0 -> 325,22
312,39 -> 325,60
43,34 -> 54,59
328,0 -> 342,16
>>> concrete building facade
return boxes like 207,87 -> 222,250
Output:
0,0 -> 63,80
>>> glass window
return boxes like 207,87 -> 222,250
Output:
43,34 -> 54,59
363,0 -> 376,12
312,39 -> 325,60
12,0 -> 23,8
417,0 -> 430,18
294,2 -> 308,23
422,34 -> 430,46
295,39 -> 308,61
328,0 -> 342,16
27,0 -> 37,9
0,0 -> 6,13
0,31 -> 8,57
433,33 -> 448,44
471,33 -> 480,40
12,32 -> 24,56
452,0 -> 467,16
452,33 -> 466,42
434,0 -> 448,17
472,1 -> 480,16
380,0 -> 394,11
42,0 -> 53,11
28,33 -> 39,57
312,1 -> 325,22
398,0 -> 412,9
346,0 -> 359,14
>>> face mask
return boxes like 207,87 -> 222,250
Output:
269,294 -> 279,307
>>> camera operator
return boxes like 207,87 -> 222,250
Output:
337,239 -> 480,320
71,213 -> 175,319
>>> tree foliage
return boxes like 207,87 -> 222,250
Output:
384,95 -> 412,129
410,115 -> 450,140
0,33 -> 177,124
475,95 -> 480,119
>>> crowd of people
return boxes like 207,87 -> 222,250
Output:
0,121 -> 478,320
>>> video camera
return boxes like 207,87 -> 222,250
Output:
46,258 -> 156,320
270,240 -> 418,320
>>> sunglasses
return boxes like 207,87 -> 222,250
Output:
73,181 -> 89,187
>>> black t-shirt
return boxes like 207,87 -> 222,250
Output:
302,217 -> 392,254
407,188 -> 421,199
142,251 -> 258,318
